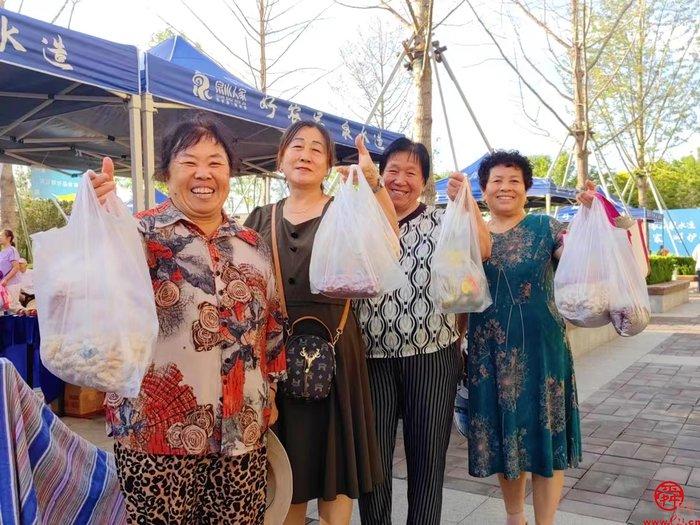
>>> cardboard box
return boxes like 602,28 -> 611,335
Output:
63,384 -> 105,418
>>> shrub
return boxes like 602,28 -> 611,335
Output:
647,256 -> 675,285
669,256 -> 695,275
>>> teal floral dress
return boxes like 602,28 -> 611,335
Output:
467,214 -> 582,479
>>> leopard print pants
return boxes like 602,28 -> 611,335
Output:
114,444 -> 267,525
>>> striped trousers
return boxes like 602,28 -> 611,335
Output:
359,343 -> 462,525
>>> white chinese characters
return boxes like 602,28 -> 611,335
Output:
0,15 -> 26,53
42,35 -> 73,71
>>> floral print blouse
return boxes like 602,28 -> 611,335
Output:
105,200 -> 286,457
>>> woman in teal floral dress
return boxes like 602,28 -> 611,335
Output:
448,151 -> 591,525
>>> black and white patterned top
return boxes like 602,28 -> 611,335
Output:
354,204 -> 460,358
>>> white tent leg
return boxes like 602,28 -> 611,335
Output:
127,95 -> 145,212
141,93 -> 156,210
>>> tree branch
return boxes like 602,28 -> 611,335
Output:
466,0 -> 573,133
513,0 -> 571,49
587,0 -> 634,71
513,23 -> 573,101
334,1 -> 411,27
433,0 -> 465,29
267,4 -> 332,70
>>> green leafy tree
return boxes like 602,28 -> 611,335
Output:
615,155 -> 700,209
592,0 -> 699,207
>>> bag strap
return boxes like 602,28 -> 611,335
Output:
271,202 -> 288,319
271,202 -> 350,344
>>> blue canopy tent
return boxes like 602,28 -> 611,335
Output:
0,8 -> 145,199
554,192 -> 664,223
140,36 -> 404,201
434,154 -> 578,209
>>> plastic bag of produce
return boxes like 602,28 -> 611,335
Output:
431,179 -> 491,313
32,173 -> 158,396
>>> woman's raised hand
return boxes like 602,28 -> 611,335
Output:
336,134 -> 380,187
576,180 -> 597,208
447,172 -> 466,202
89,157 -> 116,204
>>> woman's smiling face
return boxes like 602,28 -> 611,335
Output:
482,165 -> 528,216
166,137 -> 231,222
278,126 -> 330,189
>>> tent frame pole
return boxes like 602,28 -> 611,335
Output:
432,41 -> 493,153
127,94 -> 145,212
141,93 -> 156,210
431,54 -> 459,171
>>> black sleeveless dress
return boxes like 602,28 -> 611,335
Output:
244,198 -> 383,503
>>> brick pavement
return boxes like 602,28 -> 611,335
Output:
387,295 -> 699,524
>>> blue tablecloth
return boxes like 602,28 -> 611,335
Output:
0,315 -> 63,403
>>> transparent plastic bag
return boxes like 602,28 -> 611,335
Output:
554,198 -> 650,336
309,165 -> 406,298
554,199 -> 612,327
32,173 -> 158,397
431,180 -> 492,313
608,228 -> 651,337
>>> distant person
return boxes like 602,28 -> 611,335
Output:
0,229 -> 22,311
17,258 -> 35,307
656,245 -> 670,256
692,243 -> 700,293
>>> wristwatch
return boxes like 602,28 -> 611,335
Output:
371,175 -> 385,194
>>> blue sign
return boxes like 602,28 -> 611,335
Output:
648,208 -> 700,256
30,168 -> 80,199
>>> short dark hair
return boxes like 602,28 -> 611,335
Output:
276,120 -> 336,171
2,229 -> 15,247
477,150 -> 534,191
379,138 -> 430,183
156,112 -> 237,182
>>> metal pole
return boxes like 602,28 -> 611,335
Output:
433,42 -> 493,152
545,135 -> 569,180
127,95 -> 144,212
560,144 -> 576,188
365,46 -> 409,125
141,93 -> 156,210
432,56 -> 459,171
647,173 -> 689,256
591,138 -> 630,214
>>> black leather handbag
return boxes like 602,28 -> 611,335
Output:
271,203 -> 350,401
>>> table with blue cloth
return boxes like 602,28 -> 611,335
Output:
0,314 -> 63,403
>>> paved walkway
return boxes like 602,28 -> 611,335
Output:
64,293 -> 700,524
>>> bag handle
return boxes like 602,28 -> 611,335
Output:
271,202 -> 351,344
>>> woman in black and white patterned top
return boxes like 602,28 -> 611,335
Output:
354,138 -> 491,525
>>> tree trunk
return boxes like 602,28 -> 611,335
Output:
0,164 -> 18,232
635,0 -> 649,208
571,0 -> 589,188
412,0 -> 434,203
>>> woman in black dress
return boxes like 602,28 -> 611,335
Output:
245,120 -> 398,524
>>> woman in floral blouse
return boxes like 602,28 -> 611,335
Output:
447,151 -> 594,525
91,113 -> 285,524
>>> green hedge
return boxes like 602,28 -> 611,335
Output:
669,256 -> 695,275
647,256 -> 675,285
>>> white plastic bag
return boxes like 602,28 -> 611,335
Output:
32,173 -> 158,397
607,229 -> 651,337
554,198 -> 650,336
554,199 -> 612,327
309,165 -> 406,298
431,180 -> 492,313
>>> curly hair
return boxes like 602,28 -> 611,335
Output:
477,150 -> 534,191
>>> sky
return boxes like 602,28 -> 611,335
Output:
3,0 -> 698,175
